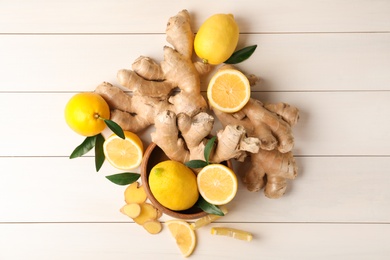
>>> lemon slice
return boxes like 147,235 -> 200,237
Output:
197,164 -> 238,205
103,131 -> 143,170
211,227 -> 253,241
166,220 -> 196,257
207,69 -> 250,113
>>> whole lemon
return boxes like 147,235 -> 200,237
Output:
194,13 -> 239,65
64,92 -> 110,136
149,160 -> 199,211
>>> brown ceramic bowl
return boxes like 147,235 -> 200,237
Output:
140,142 -> 232,220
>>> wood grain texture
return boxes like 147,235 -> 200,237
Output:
0,92 -> 388,156
1,0 -> 389,33
0,0 -> 389,259
1,223 -> 389,260
1,33 -> 389,92
1,157 -> 389,223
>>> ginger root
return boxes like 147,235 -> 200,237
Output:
95,10 -> 300,200
151,110 -> 260,165
212,97 -> 299,199
95,10 -> 210,133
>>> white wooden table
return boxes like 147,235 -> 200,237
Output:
1,1 -> 389,259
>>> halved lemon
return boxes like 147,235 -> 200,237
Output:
197,164 -> 238,205
166,220 -> 196,257
103,131 -> 143,170
207,68 -> 250,113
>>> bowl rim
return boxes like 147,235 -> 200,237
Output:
140,142 -> 209,219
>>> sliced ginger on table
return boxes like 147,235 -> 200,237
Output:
121,181 -> 163,234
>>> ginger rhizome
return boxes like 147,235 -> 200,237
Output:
151,110 -> 260,165
96,10 -> 260,167
95,10 -> 210,133
94,9 -> 300,200
212,97 -> 299,199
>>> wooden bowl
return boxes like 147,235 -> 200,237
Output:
140,142 -> 232,220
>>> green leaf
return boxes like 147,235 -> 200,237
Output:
95,133 -> 105,172
196,196 -> 225,216
185,160 -> 209,169
105,172 -> 140,185
204,136 -> 216,164
224,45 -> 257,64
104,119 -> 125,139
69,136 -> 96,159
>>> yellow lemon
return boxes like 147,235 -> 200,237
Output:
103,131 -> 144,170
194,13 -> 239,65
149,160 -> 199,211
166,220 -> 196,257
64,92 -> 110,136
207,68 -> 251,113
197,164 -> 238,205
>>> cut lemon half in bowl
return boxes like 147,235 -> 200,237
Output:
166,220 -> 196,257
207,68 -> 250,113
103,131 -> 143,170
197,164 -> 238,205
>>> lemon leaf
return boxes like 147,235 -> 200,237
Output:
69,136 -> 96,159
106,172 -> 140,185
95,133 -> 105,172
185,160 -> 208,169
204,136 -> 216,164
224,45 -> 257,64
104,119 -> 125,139
197,196 -> 224,216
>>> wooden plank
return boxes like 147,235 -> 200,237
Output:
0,222 -> 389,259
0,91 -> 388,157
1,157 -> 389,223
1,0 -> 389,33
1,33 -> 389,92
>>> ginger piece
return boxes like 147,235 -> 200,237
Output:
143,220 -> 163,235
120,203 -> 142,219
212,98 -> 299,199
122,202 -> 163,234
133,203 -> 160,225
124,182 -> 147,204
95,10 -> 209,133
190,205 -> 228,230
151,110 -> 260,164
210,227 -> 253,242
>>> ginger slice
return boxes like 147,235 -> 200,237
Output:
133,203 -> 159,225
120,203 -> 142,219
124,182 -> 147,204
190,205 -> 228,230
143,220 -> 163,234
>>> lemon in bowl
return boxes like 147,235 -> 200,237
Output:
141,142 -> 234,219
149,160 -> 199,211
141,143 -> 207,219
